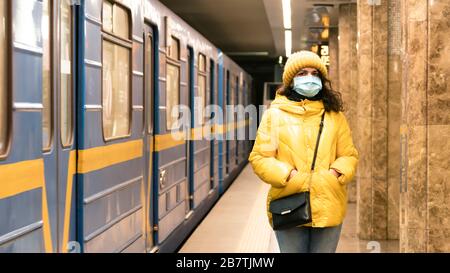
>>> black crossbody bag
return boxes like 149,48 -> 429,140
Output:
269,112 -> 325,230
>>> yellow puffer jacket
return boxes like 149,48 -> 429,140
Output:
249,94 -> 359,228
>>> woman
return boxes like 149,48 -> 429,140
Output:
248,51 -> 358,253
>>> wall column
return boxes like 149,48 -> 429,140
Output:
328,28 -> 339,90
387,0 -> 402,241
400,0 -> 450,252
338,3 -> 358,203
356,0 -> 389,240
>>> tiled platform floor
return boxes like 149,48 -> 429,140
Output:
179,165 -> 399,253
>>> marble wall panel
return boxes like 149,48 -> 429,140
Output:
399,0 -> 450,253
339,4 -> 358,203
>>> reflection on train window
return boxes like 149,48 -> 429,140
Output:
42,0 -> 52,151
236,76 -> 239,106
198,54 -> 207,124
168,36 -> 179,60
230,76 -> 235,106
226,70 -> 230,105
145,33 -> 153,134
166,63 -> 180,130
113,4 -> 129,40
103,1 -> 113,33
103,41 -> 130,139
0,0 -> 7,155
14,0 -> 40,48
102,1 -> 129,40
199,54 -> 205,72
166,36 -> 180,130
102,1 -> 131,140
237,80 -> 240,106
60,0 -> 73,147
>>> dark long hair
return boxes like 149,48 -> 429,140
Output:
278,73 -> 344,113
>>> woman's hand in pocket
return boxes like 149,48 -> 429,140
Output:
329,168 -> 341,178
287,169 -> 299,182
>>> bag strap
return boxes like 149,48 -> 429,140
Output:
306,111 -> 326,192
311,111 -> 326,171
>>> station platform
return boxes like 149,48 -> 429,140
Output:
179,165 -> 399,253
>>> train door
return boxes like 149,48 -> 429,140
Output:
41,0 -> 78,253
0,0 -> 74,253
227,73 -> 236,174
191,52 -> 211,208
235,76 -> 239,167
57,0 -> 77,253
209,60 -> 217,191
225,70 -> 230,175
187,47 -> 194,213
217,54 -> 224,194
143,23 -> 155,251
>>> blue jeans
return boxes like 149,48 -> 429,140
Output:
275,224 -> 342,253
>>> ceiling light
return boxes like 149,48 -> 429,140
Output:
321,28 -> 329,40
282,0 -> 291,29
226,52 -> 270,56
285,30 -> 292,57
321,15 -> 330,27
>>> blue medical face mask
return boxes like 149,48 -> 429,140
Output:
292,75 -> 323,98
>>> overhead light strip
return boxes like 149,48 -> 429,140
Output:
282,0 -> 292,29
226,52 -> 270,56
285,30 -> 292,57
282,0 -> 292,57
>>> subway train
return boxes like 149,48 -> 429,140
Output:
0,0 -> 253,253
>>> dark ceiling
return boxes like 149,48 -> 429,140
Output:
159,0 -> 279,85
159,0 -> 276,57
158,0 -> 351,104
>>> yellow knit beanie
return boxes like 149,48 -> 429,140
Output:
282,50 -> 328,87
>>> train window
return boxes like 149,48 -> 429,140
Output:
198,54 -> 207,124
102,1 -> 129,40
168,36 -> 179,60
102,41 -> 131,139
237,79 -> 240,105
145,33 -> 154,134
166,63 -> 180,130
226,70 -> 230,105
42,0 -> 52,151
113,5 -> 129,40
230,76 -> 235,106
103,1 -> 113,33
60,0 -> 73,147
236,76 -> 239,105
166,36 -> 180,130
102,1 -> 131,140
242,80 -> 246,106
0,0 -> 7,156
199,54 -> 205,72
210,60 -> 215,105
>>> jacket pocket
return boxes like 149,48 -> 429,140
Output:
322,170 -> 340,187
319,170 -> 343,192
270,172 -> 307,200
318,170 -> 345,199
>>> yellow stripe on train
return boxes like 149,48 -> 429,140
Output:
0,159 -> 53,253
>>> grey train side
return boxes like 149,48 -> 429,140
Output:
0,0 -> 253,253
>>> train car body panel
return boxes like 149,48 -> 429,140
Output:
144,0 -> 220,251
79,0 -> 146,253
0,0 -> 252,253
